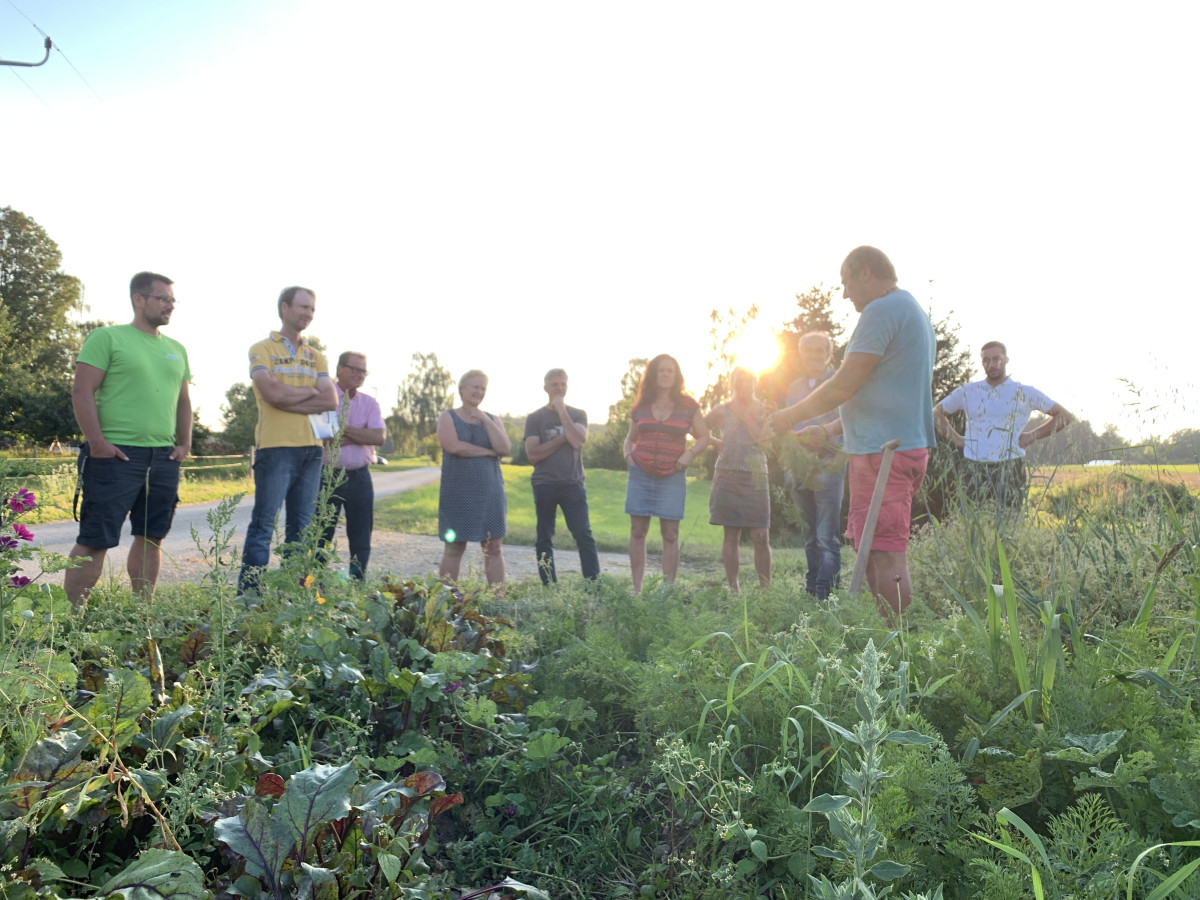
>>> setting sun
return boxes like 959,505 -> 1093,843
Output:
723,325 -> 782,376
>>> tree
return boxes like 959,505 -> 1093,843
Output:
915,309 -> 976,525
757,286 -> 847,405
0,207 -> 84,443
929,308 -> 974,411
387,352 -> 454,456
1023,417 -> 1128,466
701,305 -> 760,411
584,357 -> 647,471
191,409 -> 215,455
219,382 -> 258,453
1163,428 -> 1200,463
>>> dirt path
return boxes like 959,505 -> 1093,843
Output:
26,468 -> 708,587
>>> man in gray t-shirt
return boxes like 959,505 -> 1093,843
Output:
523,369 -> 600,584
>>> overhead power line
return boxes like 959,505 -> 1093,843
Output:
0,34 -> 50,67
3,0 -> 103,100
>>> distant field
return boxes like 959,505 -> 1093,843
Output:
1030,463 -> 1200,490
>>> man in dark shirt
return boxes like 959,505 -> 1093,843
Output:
523,369 -> 600,584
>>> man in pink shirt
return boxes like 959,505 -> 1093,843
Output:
320,351 -> 386,580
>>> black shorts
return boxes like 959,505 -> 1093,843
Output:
75,443 -> 182,549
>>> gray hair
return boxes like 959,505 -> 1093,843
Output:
842,246 -> 897,283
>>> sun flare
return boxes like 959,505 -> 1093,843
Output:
724,326 -> 782,377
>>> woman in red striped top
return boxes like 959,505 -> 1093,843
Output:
622,354 -> 709,594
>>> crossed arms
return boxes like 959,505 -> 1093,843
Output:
251,368 -> 338,415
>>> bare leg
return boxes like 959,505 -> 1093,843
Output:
64,544 -> 107,610
749,527 -> 772,588
127,536 -> 163,602
628,516 -> 650,594
660,519 -> 680,584
721,526 -> 742,592
866,550 -> 912,620
439,541 -> 467,580
482,538 -> 506,588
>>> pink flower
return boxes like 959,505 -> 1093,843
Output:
0,536 -> 17,550
7,489 -> 36,513
6,575 -> 30,589
11,523 -> 33,542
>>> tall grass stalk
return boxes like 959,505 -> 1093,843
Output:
1125,840 -> 1200,900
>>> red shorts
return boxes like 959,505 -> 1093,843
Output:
846,449 -> 929,552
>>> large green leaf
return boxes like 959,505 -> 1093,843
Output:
801,794 -> 853,814
882,730 -> 935,745
524,732 -> 571,761
1044,731 -> 1125,765
214,799 -> 293,896
2,731 -> 93,816
296,863 -> 338,900
867,859 -> 910,880
278,763 -> 356,857
92,849 -> 206,900
84,669 -> 154,749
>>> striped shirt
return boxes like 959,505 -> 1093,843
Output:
248,331 -> 330,448
630,396 -> 699,477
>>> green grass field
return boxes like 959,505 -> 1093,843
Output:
374,464 -> 731,556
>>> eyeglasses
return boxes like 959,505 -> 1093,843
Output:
141,294 -> 176,304
342,365 -> 368,375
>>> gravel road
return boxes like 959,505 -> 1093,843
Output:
27,467 -> 647,587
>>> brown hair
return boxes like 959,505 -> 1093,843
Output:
129,271 -> 172,300
981,341 -> 1007,356
632,354 -> 686,410
278,285 -> 316,316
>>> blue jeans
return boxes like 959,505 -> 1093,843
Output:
320,466 -> 374,580
533,481 -> 600,584
239,445 -> 324,592
789,467 -> 845,599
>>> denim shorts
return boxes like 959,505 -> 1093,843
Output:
76,443 -> 181,549
625,463 -> 686,521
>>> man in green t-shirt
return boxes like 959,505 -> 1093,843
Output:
64,272 -> 192,610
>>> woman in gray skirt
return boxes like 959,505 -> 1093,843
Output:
705,367 -> 771,591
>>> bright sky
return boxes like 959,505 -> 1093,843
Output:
3,1 -> 1196,442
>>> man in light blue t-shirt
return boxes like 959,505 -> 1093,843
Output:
769,246 -> 935,618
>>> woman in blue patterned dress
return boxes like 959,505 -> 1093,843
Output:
437,370 -> 512,587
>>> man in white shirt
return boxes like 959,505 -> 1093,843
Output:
934,341 -> 1072,510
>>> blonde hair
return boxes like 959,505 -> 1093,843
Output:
458,369 -> 488,392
